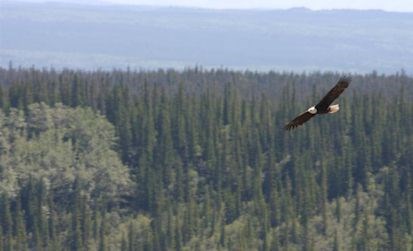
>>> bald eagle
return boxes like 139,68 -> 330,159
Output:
284,77 -> 351,130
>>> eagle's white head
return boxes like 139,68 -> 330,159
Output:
328,104 -> 340,113
308,106 -> 317,114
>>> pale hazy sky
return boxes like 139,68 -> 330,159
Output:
5,0 -> 413,12
101,0 -> 413,12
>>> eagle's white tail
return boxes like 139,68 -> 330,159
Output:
328,104 -> 340,113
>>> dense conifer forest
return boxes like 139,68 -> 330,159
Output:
0,66 -> 412,250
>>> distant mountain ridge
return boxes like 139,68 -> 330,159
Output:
1,1 -> 412,73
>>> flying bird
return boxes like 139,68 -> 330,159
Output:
284,77 -> 351,130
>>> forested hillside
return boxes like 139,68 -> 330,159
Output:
0,66 -> 412,250
2,2 -> 413,73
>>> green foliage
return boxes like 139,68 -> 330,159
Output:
0,103 -> 132,203
0,67 -> 412,250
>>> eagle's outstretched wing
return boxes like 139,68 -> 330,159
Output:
284,111 -> 315,130
315,77 -> 351,112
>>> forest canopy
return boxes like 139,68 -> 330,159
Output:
0,66 -> 412,250
0,103 -> 132,202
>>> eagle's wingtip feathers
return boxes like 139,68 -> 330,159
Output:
340,76 -> 352,85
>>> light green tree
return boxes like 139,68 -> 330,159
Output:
0,103 -> 132,204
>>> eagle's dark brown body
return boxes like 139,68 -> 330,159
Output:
284,77 -> 351,130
